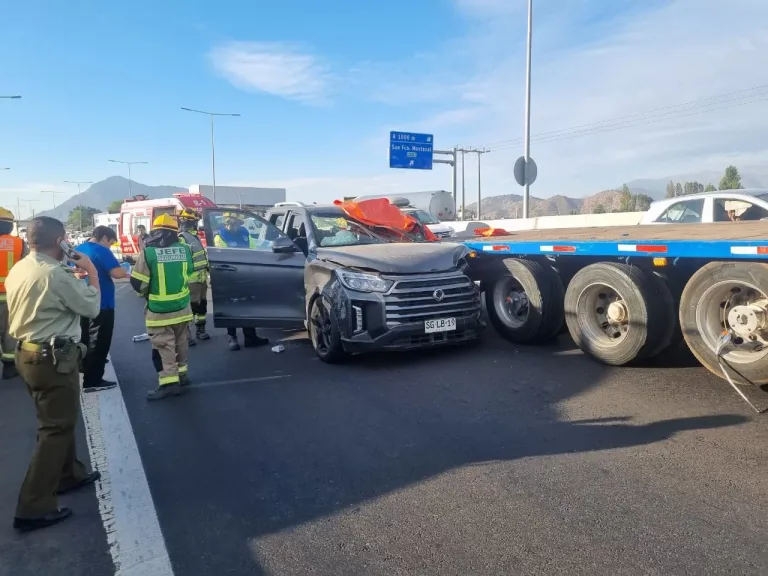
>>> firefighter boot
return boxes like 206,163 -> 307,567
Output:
146,383 -> 182,401
196,323 -> 211,341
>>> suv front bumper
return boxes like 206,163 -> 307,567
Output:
332,272 -> 483,353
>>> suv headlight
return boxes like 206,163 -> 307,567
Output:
337,270 -> 393,293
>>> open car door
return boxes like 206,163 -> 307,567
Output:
202,207 -> 306,329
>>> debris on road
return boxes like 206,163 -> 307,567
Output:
132,333 -> 150,342
271,344 -> 285,353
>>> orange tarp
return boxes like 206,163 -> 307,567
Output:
474,227 -> 510,236
333,199 -> 439,241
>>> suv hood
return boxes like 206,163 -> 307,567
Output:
315,242 -> 469,274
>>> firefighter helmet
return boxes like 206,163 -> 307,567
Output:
152,213 -> 179,231
179,208 -> 200,221
0,207 -> 15,222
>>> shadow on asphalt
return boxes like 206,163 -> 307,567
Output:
111,295 -> 752,576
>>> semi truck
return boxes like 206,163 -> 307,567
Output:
459,221 -> 768,411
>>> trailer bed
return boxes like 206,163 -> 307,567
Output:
460,221 -> 768,259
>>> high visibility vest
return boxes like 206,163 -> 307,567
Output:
143,243 -> 194,314
179,231 -> 208,283
0,235 -> 24,301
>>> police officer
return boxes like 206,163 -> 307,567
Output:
6,216 -> 101,532
178,209 -> 210,346
212,212 -> 269,351
130,214 -> 194,400
0,207 -> 28,380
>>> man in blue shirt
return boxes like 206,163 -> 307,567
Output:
76,226 -> 128,392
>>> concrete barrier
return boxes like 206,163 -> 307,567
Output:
448,212 -> 646,234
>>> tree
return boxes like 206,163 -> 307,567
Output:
704,183 -> 717,192
107,200 -> 123,213
592,204 -> 606,214
718,165 -> 743,190
618,184 -> 632,212
632,194 -> 653,211
675,182 -> 683,197
665,180 -> 676,198
68,206 -> 101,231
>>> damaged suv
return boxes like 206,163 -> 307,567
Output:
202,203 -> 482,362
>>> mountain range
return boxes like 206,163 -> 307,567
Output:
37,166 -> 768,221
37,176 -> 186,221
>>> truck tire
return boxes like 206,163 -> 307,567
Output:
646,272 -> 678,358
680,261 -> 768,385
564,262 -> 668,365
309,296 -> 347,364
485,258 -> 564,344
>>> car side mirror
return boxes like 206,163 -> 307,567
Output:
272,236 -> 299,253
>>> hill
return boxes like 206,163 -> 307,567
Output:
38,176 -> 186,221
466,189 -> 626,219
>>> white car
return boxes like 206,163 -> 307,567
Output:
401,208 -> 455,239
639,189 -> 768,225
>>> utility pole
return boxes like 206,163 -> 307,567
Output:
108,159 -> 149,197
181,107 -> 241,203
522,0 -> 534,219
64,180 -> 94,232
41,190 -> 66,211
16,198 -> 35,221
471,148 -> 490,219
453,147 -> 475,220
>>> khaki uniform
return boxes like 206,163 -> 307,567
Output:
131,250 -> 193,385
6,252 -> 100,518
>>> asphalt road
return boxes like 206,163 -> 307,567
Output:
2,281 -> 767,575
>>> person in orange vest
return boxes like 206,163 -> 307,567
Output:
0,208 -> 28,380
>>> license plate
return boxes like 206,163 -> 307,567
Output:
424,317 -> 456,334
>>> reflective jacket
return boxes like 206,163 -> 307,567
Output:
179,230 -> 208,284
214,227 -> 257,249
130,242 -> 194,327
0,235 -> 26,302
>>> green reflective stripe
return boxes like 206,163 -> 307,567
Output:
178,364 -> 188,374
145,314 -> 193,327
148,288 -> 190,302
1,352 -> 15,360
7,250 -> 13,271
0,276 -> 6,282
131,271 -> 150,283
157,263 -> 167,297
0,295 -> 6,302
192,250 -> 206,257
159,375 -> 179,385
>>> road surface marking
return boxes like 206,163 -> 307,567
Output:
81,356 -> 174,576
190,374 -> 292,389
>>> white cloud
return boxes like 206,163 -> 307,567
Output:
209,41 -> 334,105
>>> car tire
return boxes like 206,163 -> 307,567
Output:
309,296 -> 347,364
485,258 -> 565,344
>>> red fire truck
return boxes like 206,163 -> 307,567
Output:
119,193 -> 217,262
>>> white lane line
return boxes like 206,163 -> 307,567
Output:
81,356 -> 174,576
190,374 -> 291,389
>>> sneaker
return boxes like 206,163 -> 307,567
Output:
83,380 -> 117,393
188,338 -> 197,347
228,336 -> 240,351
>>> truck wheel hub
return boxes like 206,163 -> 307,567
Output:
606,301 -> 627,323
727,302 -> 768,339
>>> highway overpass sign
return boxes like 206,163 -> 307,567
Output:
389,131 -> 433,170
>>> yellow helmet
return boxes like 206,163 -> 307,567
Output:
152,213 -> 179,231
0,207 -> 15,222
222,212 -> 242,224
179,208 -> 200,221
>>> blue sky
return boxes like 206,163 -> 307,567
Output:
2,0 -> 768,216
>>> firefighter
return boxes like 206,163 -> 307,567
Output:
0,208 -> 27,380
178,208 -> 210,345
130,214 -> 194,401
212,213 -> 269,351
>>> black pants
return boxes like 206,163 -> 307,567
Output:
80,308 -> 115,388
227,327 -> 258,340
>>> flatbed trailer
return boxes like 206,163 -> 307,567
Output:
459,222 -> 768,411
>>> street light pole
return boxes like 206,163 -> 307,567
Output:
41,190 -> 65,211
522,0 -> 533,219
64,180 -> 94,232
0,96 -> 21,99
472,148 -> 490,219
181,107 -> 241,204
108,159 -> 149,197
